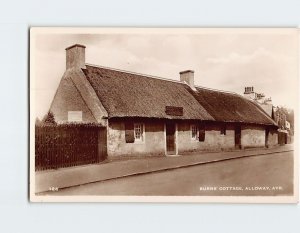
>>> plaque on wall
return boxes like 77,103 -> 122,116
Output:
165,106 -> 183,116
67,111 -> 82,122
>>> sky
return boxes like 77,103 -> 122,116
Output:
32,29 -> 299,119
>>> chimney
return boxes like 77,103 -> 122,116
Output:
180,70 -> 195,89
244,86 -> 254,94
244,86 -> 256,100
264,97 -> 272,105
65,44 -> 86,70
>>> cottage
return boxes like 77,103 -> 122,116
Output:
49,44 -> 278,157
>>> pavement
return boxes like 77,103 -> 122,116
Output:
35,144 -> 294,193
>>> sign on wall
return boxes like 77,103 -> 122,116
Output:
165,106 -> 183,116
68,111 -> 82,122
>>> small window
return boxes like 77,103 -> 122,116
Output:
221,124 -> 226,135
191,124 -> 198,140
134,123 -> 144,142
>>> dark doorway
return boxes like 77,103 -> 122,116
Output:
166,122 -> 176,155
265,128 -> 269,148
235,125 -> 241,149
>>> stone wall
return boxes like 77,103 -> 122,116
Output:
177,122 -> 235,154
241,125 -> 266,148
107,120 -> 165,156
107,120 -> 239,156
268,129 -> 278,147
107,119 -> 274,156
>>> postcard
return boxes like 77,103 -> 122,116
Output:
30,28 -> 298,203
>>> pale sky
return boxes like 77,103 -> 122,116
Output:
33,29 -> 299,119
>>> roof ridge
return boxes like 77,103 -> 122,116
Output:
235,94 -> 276,123
85,63 -> 267,104
85,63 -> 184,85
194,85 -> 242,97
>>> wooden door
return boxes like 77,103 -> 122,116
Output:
235,125 -> 241,149
98,127 -> 107,161
265,128 -> 269,148
166,122 -> 176,155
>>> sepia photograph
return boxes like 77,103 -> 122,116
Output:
30,28 -> 298,202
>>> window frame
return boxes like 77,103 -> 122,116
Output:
220,124 -> 226,135
191,124 -> 198,141
133,123 -> 145,143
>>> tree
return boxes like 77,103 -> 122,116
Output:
275,106 -> 294,135
42,111 -> 56,124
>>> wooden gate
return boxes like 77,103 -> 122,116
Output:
98,127 -> 107,159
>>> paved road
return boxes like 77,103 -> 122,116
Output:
45,151 -> 294,196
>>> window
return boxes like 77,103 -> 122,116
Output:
134,123 -> 144,142
220,124 -> 226,135
191,124 -> 198,140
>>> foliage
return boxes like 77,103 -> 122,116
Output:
42,111 -> 56,125
275,106 -> 294,135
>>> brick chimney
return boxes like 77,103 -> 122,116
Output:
65,44 -> 86,70
180,70 -> 195,89
244,86 -> 254,94
244,86 -> 256,100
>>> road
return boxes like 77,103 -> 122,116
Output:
45,151 -> 294,196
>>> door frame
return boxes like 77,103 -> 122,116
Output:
164,122 -> 178,156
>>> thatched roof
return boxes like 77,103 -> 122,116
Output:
84,65 -> 214,120
186,86 -> 276,125
83,64 -> 276,126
